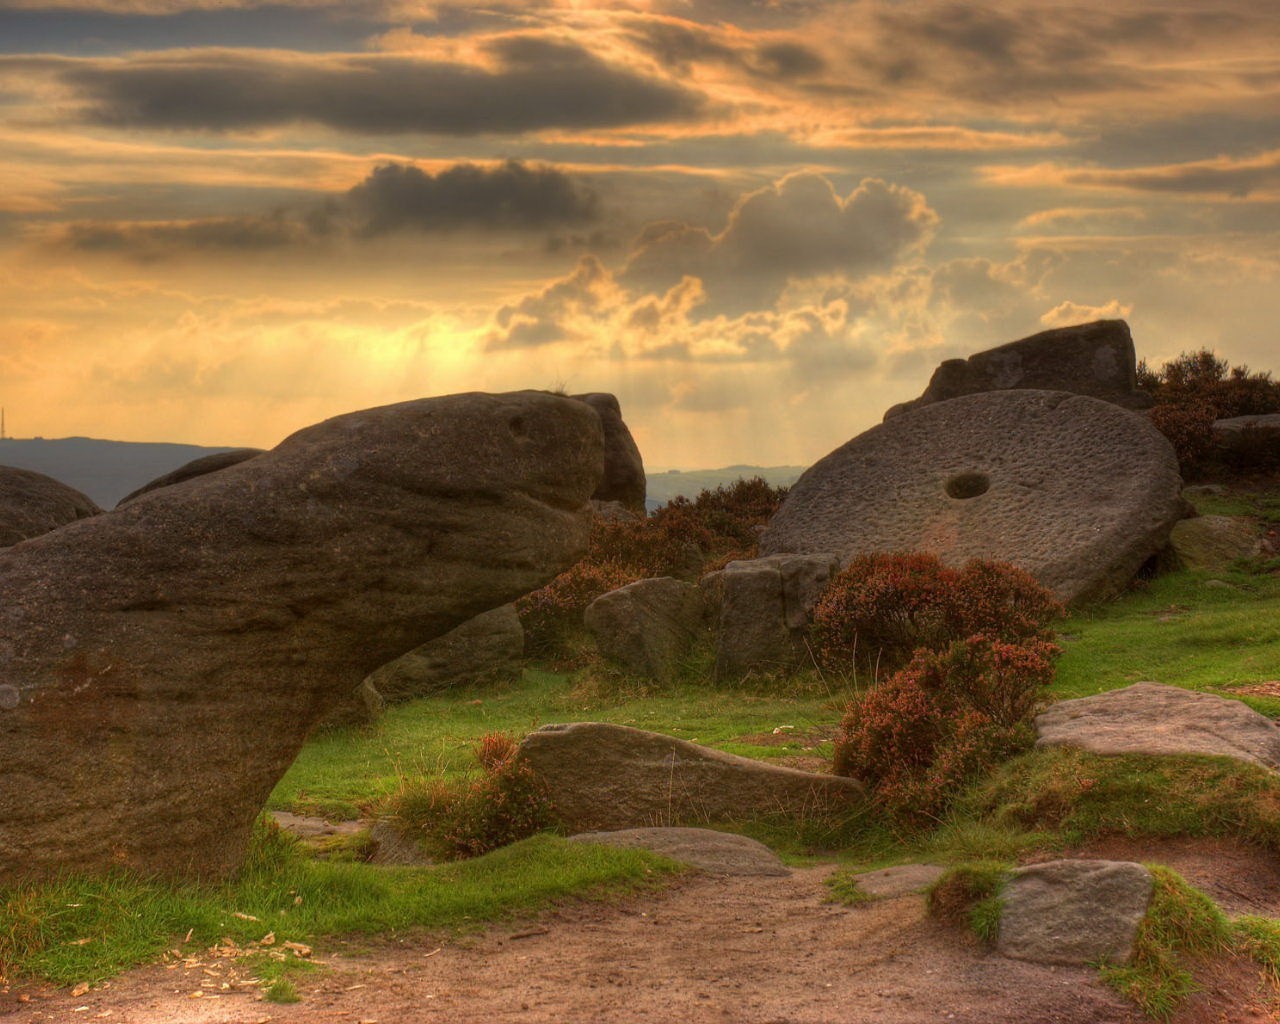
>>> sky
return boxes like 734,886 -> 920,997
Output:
1,0 -> 1277,470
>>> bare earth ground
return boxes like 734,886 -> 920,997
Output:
4,841 -> 1278,1024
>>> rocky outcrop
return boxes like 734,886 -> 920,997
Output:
885,320 -> 1151,419
997,860 -> 1153,966
567,827 -> 789,876
701,553 -> 839,681
516,722 -> 864,832
1211,414 -> 1280,470
0,391 -> 604,884
116,448 -> 264,507
1035,682 -> 1280,771
584,578 -> 705,682
366,604 -> 525,703
572,393 -> 646,512
0,465 -> 101,546
761,390 -> 1185,605
1168,515 -> 1262,570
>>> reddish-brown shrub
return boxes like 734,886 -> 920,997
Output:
832,635 -> 1058,826
809,553 -> 1061,679
516,559 -> 643,656
1139,349 -> 1280,475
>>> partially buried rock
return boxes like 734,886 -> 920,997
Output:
885,319 -> 1151,419
366,604 -> 525,704
116,448 -> 264,507
572,393 -> 646,513
567,827 -> 788,876
760,390 -> 1185,605
1211,414 -> 1280,471
516,722 -> 863,832
1168,515 -> 1262,570
0,465 -> 101,547
0,391 -> 603,884
584,577 -> 704,682
1035,682 -> 1280,771
997,860 -> 1153,966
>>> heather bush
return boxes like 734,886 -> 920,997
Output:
832,635 -> 1059,827
809,553 -> 1062,680
1138,348 -> 1280,474
387,731 -> 558,860
517,476 -> 789,659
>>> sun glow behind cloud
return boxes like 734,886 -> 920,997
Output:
0,0 -> 1277,465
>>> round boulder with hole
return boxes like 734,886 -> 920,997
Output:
760,390 -> 1185,604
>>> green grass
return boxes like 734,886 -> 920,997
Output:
925,862 -> 1010,942
1099,866 -> 1233,1020
825,872 -> 874,906
273,668 -> 850,819
0,824 -> 680,986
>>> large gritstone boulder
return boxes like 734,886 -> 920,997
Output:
1035,682 -> 1280,771
516,722 -> 864,832
760,390 -> 1184,605
0,391 -> 603,884
0,466 -> 101,547
116,448 -> 265,507
572,393 -> 646,512
366,604 -> 525,704
885,319 -> 1151,419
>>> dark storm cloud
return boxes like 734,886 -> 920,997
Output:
59,160 -> 598,257
54,42 -> 704,134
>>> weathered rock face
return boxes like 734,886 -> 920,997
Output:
584,578 -> 705,682
567,827 -> 789,876
701,553 -> 840,681
572,393 -> 646,512
0,391 -> 603,884
516,722 -> 863,832
1035,682 -> 1280,771
0,466 -> 101,547
1168,515 -> 1262,570
366,604 -> 525,704
1211,414 -> 1280,470
761,390 -> 1185,605
885,320 -> 1151,420
849,863 -> 945,901
997,860 -> 1153,966
116,448 -> 265,507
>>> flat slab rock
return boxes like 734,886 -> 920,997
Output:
998,859 -> 1152,966
851,863 -> 946,900
1168,515 -> 1262,570
567,827 -> 789,876
516,722 -> 864,833
1036,682 -> 1280,771
761,390 -> 1184,605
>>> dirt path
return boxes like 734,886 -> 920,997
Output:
3,850 -> 1277,1024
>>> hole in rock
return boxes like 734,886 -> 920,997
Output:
945,472 -> 990,500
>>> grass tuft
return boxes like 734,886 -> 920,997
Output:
925,861 -> 1010,941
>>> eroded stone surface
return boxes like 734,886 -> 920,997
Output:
517,722 -> 864,832
997,860 -> 1152,966
885,320 -> 1150,419
366,604 -> 525,703
0,391 -> 603,884
116,448 -> 264,507
761,390 -> 1184,604
568,827 -> 789,876
1169,515 -> 1262,570
1035,682 -> 1280,770
851,864 -> 946,900
584,578 -> 705,682
0,465 -> 100,546
573,393 -> 646,512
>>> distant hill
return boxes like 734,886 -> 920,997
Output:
644,464 -> 806,512
0,437 -> 238,509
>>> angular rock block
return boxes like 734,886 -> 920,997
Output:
885,319 -> 1151,419
0,391 -> 603,883
584,577 -> 705,682
1035,682 -> 1280,771
516,722 -> 863,832
997,859 -> 1152,966
1168,515 -> 1261,571
761,390 -> 1185,604
0,465 -> 100,547
366,603 -> 525,703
